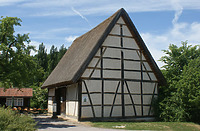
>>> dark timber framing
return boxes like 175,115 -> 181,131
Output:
120,24 -> 125,117
83,80 -> 96,118
78,81 -> 82,121
43,8 -> 166,121
140,50 -> 144,116
100,47 -> 104,118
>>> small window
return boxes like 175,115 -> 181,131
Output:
14,98 -> 24,106
6,98 -> 12,106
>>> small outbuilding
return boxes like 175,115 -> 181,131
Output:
42,8 -> 166,121
0,88 -> 33,108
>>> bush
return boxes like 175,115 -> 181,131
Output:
0,107 -> 37,131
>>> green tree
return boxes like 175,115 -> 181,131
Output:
30,85 -> 48,109
58,44 -> 67,61
47,45 -> 58,74
158,41 -> 200,122
0,16 -> 38,88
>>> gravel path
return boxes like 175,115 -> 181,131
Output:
34,115 -> 127,131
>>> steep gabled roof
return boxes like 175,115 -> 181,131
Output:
0,88 -> 33,97
42,8 -> 166,88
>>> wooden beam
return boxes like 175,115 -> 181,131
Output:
78,81 -> 82,121
100,47 -> 104,118
108,33 -> 134,39
148,82 -> 157,116
82,103 -> 152,107
87,67 -> 153,73
82,91 -> 158,96
140,50 -> 144,116
89,47 -> 107,78
101,45 -> 139,51
94,56 -> 147,62
109,81 -> 120,117
83,81 -> 96,118
81,77 -> 158,83
125,81 -> 137,116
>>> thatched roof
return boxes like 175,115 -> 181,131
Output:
42,8 -> 166,88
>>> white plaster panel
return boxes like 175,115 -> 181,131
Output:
124,61 -> 140,70
123,37 -> 139,49
123,26 -> 132,37
142,83 -> 156,94
149,73 -> 157,81
125,105 -> 136,116
103,59 -> 121,69
103,36 -> 121,47
124,71 -> 141,79
94,106 -> 101,117
104,106 -> 112,117
66,101 -> 78,116
143,72 -> 150,80
103,36 -> 120,47
82,80 -> 101,92
132,95 -> 141,104
81,107 -> 93,118
117,17 -> 125,24
87,58 -> 100,68
95,49 -> 101,56
143,106 -> 151,116
103,70 -> 121,78
112,106 -> 122,116
48,97 -> 53,105
126,81 -> 140,93
143,95 -> 152,105
123,49 -> 140,60
114,95 -> 121,104
81,94 -> 90,105
143,62 -> 152,71
104,94 -> 115,104
82,69 -> 100,78
110,24 -> 120,35
90,94 -> 101,105
48,105 -> 53,113
103,48 -> 121,58
135,106 -> 142,116
155,86 -> 158,94
104,81 -> 121,92
66,84 -> 78,100
124,95 -> 132,104
48,88 -> 55,96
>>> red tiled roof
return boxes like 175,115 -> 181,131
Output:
0,88 -> 33,97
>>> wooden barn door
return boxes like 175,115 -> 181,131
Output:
55,87 -> 66,115
60,87 -> 66,115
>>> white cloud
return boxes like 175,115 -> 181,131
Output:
18,0 -> 200,16
141,21 -> 200,68
71,7 -> 92,28
65,36 -> 78,43
0,0 -> 25,6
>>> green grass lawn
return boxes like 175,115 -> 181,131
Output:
91,122 -> 200,131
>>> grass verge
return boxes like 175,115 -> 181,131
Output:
91,122 -> 200,131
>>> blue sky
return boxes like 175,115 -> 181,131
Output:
1,0 -> 200,67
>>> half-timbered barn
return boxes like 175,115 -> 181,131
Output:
42,8 -> 166,121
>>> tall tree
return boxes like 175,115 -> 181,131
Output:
158,41 -> 200,122
58,44 -> 67,61
47,45 -> 58,74
0,17 -> 38,88
37,43 -> 48,72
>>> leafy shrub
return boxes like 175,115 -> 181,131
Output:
0,107 -> 37,131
